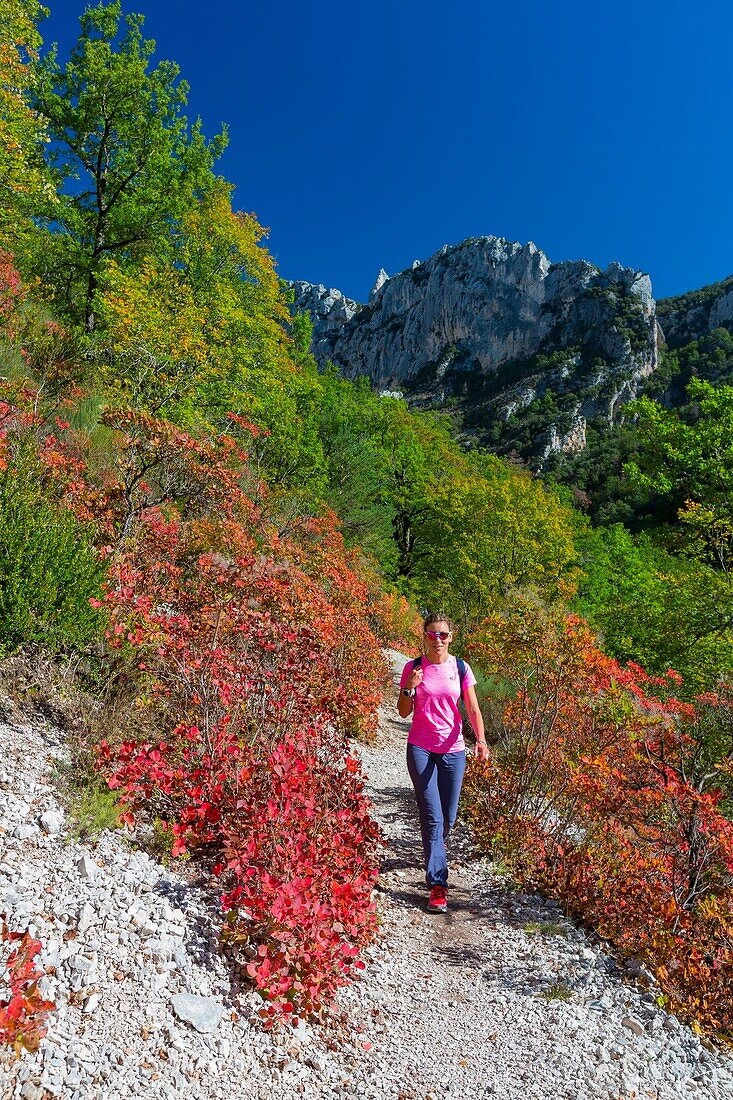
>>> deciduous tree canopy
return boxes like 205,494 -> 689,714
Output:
34,0 -> 225,328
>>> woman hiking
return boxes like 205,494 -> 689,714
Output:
398,613 -> 489,913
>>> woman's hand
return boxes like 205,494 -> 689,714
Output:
406,666 -> 424,691
397,664 -> 423,717
474,740 -> 490,763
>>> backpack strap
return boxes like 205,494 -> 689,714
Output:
413,655 -> 466,691
411,655 -> 462,682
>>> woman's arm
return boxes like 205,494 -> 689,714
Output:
397,692 -> 414,719
397,663 -> 423,718
463,683 -> 489,761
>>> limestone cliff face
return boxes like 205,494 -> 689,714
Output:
290,236 -> 660,461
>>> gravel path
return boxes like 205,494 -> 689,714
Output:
336,651 -> 733,1100
1,654 -> 733,1099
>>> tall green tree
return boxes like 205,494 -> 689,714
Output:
626,380 -> 733,572
376,400 -> 451,582
0,0 -> 54,251
35,0 -> 225,329
416,451 -> 579,629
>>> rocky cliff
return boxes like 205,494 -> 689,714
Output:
656,275 -> 733,348
290,236 -> 661,463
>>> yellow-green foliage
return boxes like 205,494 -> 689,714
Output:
67,780 -> 122,841
417,449 -> 579,629
0,0 -> 55,249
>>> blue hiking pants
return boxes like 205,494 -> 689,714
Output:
406,744 -> 467,888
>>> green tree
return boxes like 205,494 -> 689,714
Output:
416,451 -> 579,630
376,400 -> 451,582
35,0 -> 225,329
576,523 -> 733,690
311,373 -> 417,572
626,380 -> 733,571
0,0 -> 54,250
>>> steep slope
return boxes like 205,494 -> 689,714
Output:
657,275 -> 733,348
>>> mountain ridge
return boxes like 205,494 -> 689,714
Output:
290,235 -> 733,465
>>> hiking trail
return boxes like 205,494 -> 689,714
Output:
1,652 -> 732,1099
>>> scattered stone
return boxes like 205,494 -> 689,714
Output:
76,853 -> 97,880
39,810 -> 64,835
171,993 -> 224,1035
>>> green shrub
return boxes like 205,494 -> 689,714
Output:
67,781 -> 121,841
539,981 -> 573,1002
524,920 -> 567,938
0,464 -> 105,655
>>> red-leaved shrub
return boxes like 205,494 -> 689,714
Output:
462,599 -> 733,1038
0,393 -> 387,1021
80,408 -> 386,1019
0,921 -> 55,1055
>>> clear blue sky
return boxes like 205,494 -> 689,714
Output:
40,0 -> 733,303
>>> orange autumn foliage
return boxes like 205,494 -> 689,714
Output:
463,601 -> 733,1039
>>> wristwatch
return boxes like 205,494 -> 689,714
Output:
402,687 -> 416,698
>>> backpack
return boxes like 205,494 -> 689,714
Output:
411,654 -> 467,695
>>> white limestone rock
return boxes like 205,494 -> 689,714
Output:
40,810 -> 64,835
288,235 -> 659,460
369,267 -> 390,301
171,992 -> 224,1034
709,285 -> 733,329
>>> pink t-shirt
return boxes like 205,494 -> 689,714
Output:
399,655 -> 477,753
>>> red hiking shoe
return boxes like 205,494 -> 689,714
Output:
427,885 -> 448,913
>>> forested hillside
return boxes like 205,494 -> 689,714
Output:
3,0 -> 733,1050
